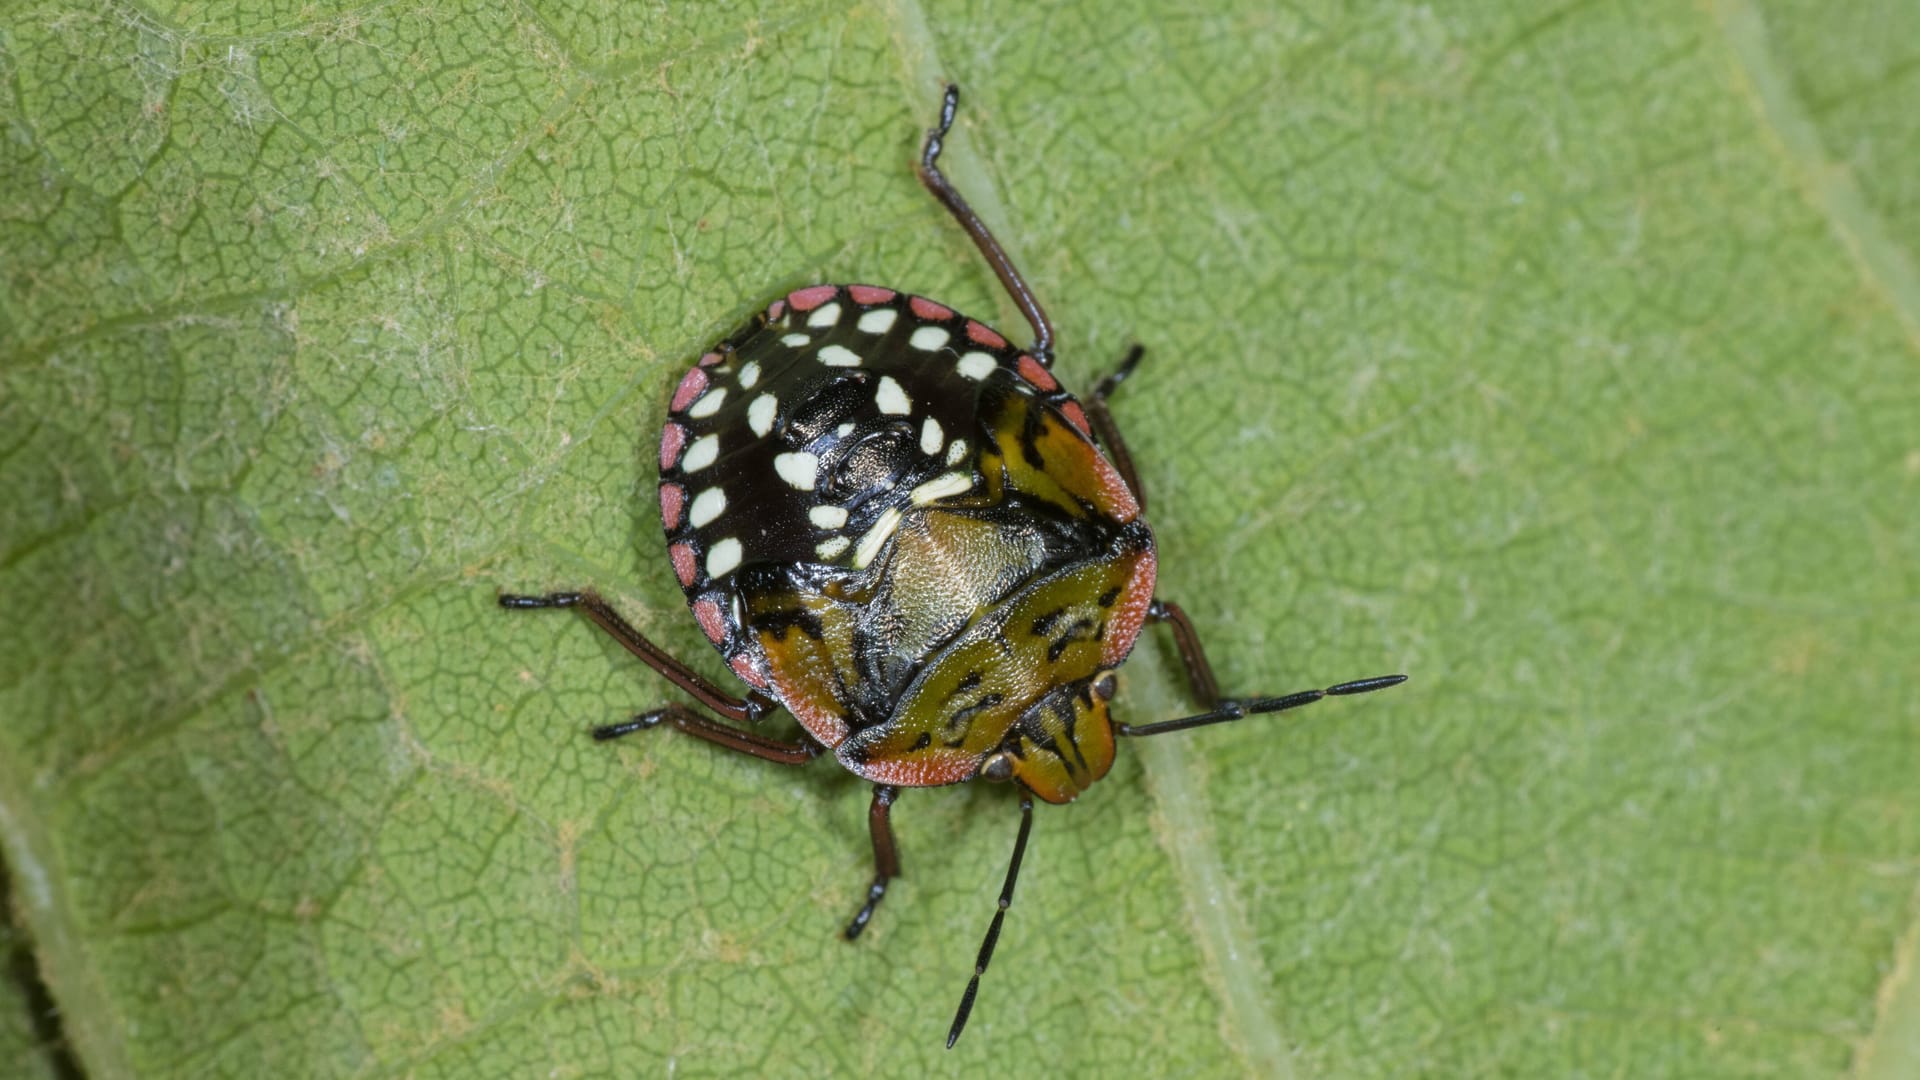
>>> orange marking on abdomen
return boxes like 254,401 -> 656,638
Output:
909,296 -> 953,321
1060,400 -> 1091,437
658,423 -> 687,470
659,483 -> 685,530
669,542 -> 698,587
729,653 -> 769,689
785,696 -> 849,749
693,598 -> 729,645
850,749 -> 977,789
965,320 -> 1007,348
1101,548 -> 1157,667
670,367 -> 708,412
786,284 -> 837,311
1017,354 -> 1058,392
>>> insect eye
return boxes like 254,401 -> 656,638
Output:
1092,673 -> 1118,701
980,753 -> 1015,782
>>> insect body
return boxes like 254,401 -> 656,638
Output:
502,85 -> 1405,1047
658,280 -> 1153,805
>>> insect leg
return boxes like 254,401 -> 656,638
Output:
1141,592 -> 1404,732
596,703 -> 818,765
1115,675 -> 1407,738
1086,355 -> 1408,734
1087,352 -> 1241,711
500,591 -> 780,724
844,785 -> 902,941
1146,598 -> 1225,709
917,84 -> 1057,366
1085,341 -> 1407,731
946,796 -> 1034,1049
1085,344 -> 1148,510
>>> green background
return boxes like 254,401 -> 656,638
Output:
4,0 -> 1918,1075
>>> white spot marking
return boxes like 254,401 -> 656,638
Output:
818,344 -> 862,367
782,333 -> 809,348
689,488 -> 727,528
705,537 -> 742,578
815,536 -> 851,560
683,434 -> 719,471
737,361 -> 761,389
853,507 -> 903,568
774,451 -> 819,490
809,504 -> 848,529
837,422 -> 855,437
920,417 -> 944,456
748,394 -> 778,437
909,326 -> 950,351
687,386 -> 727,418
857,308 -> 898,334
957,352 -> 996,380
875,375 -> 911,416
946,438 -> 969,466
910,472 -> 973,506
807,302 -> 843,328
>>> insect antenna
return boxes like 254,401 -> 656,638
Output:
1116,674 -> 1407,738
947,795 -> 1035,1048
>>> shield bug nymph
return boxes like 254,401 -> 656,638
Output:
502,84 -> 1406,1046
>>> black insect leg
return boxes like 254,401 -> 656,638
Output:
1135,558 -> 1408,736
500,591 -> 780,724
1084,348 -> 1228,710
918,84 -> 1057,366
845,785 -> 902,941
1147,598 -> 1225,709
946,795 -> 1034,1049
1086,344 -> 1148,511
1141,581 -> 1405,738
1084,358 -> 1408,729
595,703 -> 818,764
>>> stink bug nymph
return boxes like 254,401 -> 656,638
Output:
502,85 -> 1406,1047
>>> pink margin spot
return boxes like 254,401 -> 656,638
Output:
659,483 -> 685,530
730,653 -> 769,690
847,285 -> 897,305
965,320 -> 1007,348
693,598 -> 729,645
669,542 -> 699,587
670,367 -> 709,412
1100,547 -> 1157,668
854,747 -> 976,789
787,284 -> 838,311
1060,400 -> 1091,437
765,299 -> 787,321
658,423 -> 687,470
699,351 -> 724,367
1017,354 -> 1059,392
909,296 -> 953,321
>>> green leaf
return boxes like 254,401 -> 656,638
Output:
0,894 -> 71,1080
4,0 -> 1918,1075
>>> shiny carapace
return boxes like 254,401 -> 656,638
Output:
501,85 -> 1405,1047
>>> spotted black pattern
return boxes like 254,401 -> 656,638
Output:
656,283 -> 1094,688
